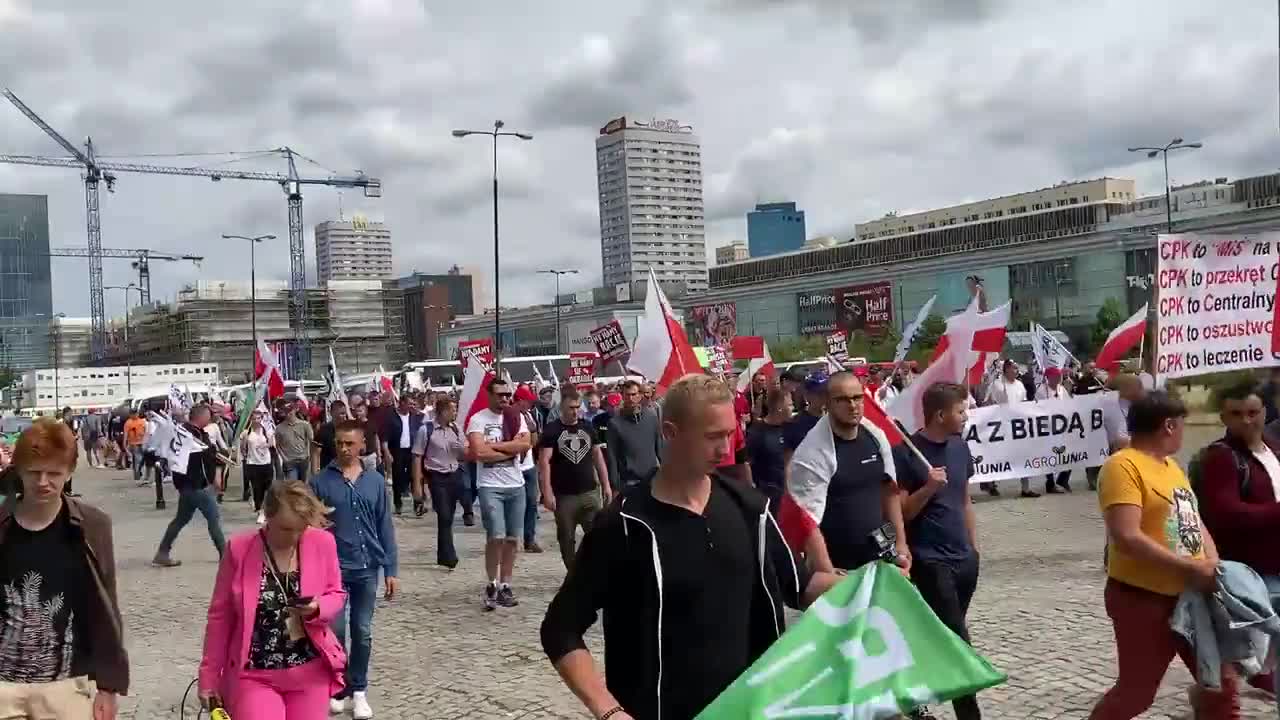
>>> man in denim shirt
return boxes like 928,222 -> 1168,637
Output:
310,420 -> 400,720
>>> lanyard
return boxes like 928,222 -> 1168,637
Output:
261,531 -> 299,597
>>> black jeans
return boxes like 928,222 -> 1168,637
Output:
912,553 -> 982,720
244,463 -> 274,511
427,469 -> 464,565
390,448 -> 413,512
1045,470 -> 1071,492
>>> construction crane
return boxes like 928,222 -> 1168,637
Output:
0,88 -> 382,370
47,247 -> 204,306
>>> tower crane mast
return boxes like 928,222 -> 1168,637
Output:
1,88 -> 382,373
46,247 -> 204,305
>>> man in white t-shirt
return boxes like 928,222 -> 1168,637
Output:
467,377 -> 532,611
985,359 -> 1039,499
1036,367 -> 1073,494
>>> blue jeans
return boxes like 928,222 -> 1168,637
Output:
478,485 -> 525,541
523,467 -> 539,544
157,486 -> 226,557
281,459 -> 308,482
130,446 -> 144,483
332,568 -> 379,695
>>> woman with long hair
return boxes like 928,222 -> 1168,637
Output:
240,408 -> 276,525
199,480 -> 347,720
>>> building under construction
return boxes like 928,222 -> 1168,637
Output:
107,279 -> 408,383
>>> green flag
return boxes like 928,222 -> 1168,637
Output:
232,380 -> 261,446
695,561 -> 1006,719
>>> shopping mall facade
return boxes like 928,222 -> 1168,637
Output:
441,172 -> 1280,359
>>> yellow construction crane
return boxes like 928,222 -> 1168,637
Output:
0,88 -> 382,372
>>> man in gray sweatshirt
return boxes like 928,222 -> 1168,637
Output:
605,380 -> 662,493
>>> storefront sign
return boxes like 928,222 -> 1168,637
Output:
1156,233 -> 1280,380
690,302 -> 738,346
836,282 -> 893,333
568,352 -> 596,388
589,320 -> 630,363
797,291 -> 838,335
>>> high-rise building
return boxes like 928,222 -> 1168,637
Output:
596,116 -> 707,293
0,194 -> 53,371
314,215 -> 393,283
747,201 -> 806,257
715,241 -> 749,265
395,267 -> 475,359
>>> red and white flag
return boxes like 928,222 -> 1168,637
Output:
254,339 -> 286,400
628,268 -> 704,395
457,359 -> 494,459
777,411 -> 897,553
1095,304 -> 1148,371
732,336 -> 775,393
375,365 -> 398,402
930,300 -> 1011,386
888,346 -> 966,434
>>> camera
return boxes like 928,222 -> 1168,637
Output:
869,522 -> 898,563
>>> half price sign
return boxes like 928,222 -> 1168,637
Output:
827,331 -> 849,361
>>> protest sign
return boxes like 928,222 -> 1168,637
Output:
707,345 -> 731,375
826,330 -> 849,361
458,339 -> 494,371
589,320 -> 630,363
962,393 -> 1116,484
1157,233 -> 1280,380
696,562 -> 1005,719
568,352 -> 596,388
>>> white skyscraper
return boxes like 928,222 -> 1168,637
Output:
595,116 -> 707,295
314,215 -> 393,282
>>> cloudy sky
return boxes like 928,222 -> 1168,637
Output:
3,0 -> 1278,320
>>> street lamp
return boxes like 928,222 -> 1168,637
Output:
50,312 -> 66,413
105,284 -> 140,393
1127,138 -> 1203,233
537,268 -> 580,352
452,121 -> 534,363
222,234 -> 277,375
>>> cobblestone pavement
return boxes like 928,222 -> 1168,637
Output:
84,423 -> 1275,719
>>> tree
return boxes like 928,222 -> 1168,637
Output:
768,336 -> 827,364
903,314 -> 947,363
0,367 -> 15,390
1089,297 -> 1126,353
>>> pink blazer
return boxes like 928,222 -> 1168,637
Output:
199,527 -> 347,697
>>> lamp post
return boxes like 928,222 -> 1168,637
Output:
1127,138 -> 1203,233
222,234 -> 277,376
537,268 -> 579,352
105,284 -> 140,393
451,121 -> 534,363
50,312 -> 66,413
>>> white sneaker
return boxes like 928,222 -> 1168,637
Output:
352,691 -> 373,719
256,511 -> 266,526
328,697 -> 346,715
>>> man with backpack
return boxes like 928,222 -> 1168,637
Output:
1192,379 -> 1280,700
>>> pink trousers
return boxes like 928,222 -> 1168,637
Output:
231,659 -> 331,720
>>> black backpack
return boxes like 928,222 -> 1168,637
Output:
1187,440 -> 1252,503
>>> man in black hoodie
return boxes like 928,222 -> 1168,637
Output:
152,405 -> 226,566
541,374 -> 839,720
605,380 -> 662,493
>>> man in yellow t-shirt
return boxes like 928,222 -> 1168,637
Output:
1089,391 -> 1238,720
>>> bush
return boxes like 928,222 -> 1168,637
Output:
1201,369 -> 1268,411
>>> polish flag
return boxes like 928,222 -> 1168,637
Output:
732,336 -> 775,393
254,339 -> 286,400
628,268 -> 704,395
930,301 -> 1011,386
457,359 -> 494,459
888,346 -> 966,434
862,391 -> 909,448
375,365 -> 398,402
1095,304 -> 1148,371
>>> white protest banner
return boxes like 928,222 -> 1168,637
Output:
826,330 -> 848,361
1156,233 -> 1280,380
963,393 -> 1116,484
589,320 -> 630,363
568,352 -> 596,388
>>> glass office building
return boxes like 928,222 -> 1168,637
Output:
0,194 -> 53,371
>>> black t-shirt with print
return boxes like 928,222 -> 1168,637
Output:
0,504 -> 92,682
821,429 -> 892,571
539,419 -> 599,496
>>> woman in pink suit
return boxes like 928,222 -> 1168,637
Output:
199,480 -> 347,720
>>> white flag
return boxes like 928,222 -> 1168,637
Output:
894,294 -> 937,364
326,346 -> 345,406
153,413 -> 207,475
1030,322 -> 1076,389
168,383 -> 190,411
548,361 -> 559,388
533,364 -> 548,391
